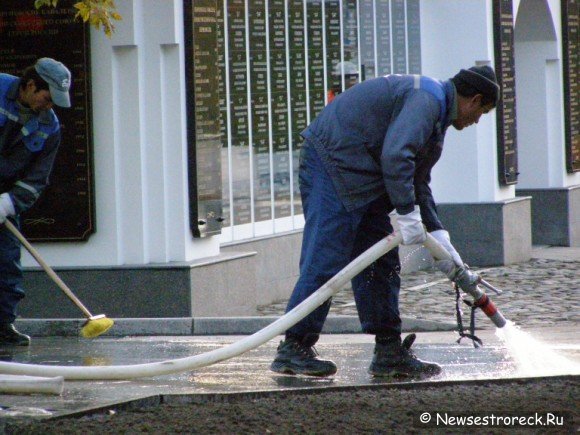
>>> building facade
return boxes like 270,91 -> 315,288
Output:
0,0 -> 577,319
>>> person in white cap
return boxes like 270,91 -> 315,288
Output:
0,58 -> 72,345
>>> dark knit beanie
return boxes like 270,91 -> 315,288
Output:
453,65 -> 500,105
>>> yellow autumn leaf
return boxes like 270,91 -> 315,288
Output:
35,0 -> 122,36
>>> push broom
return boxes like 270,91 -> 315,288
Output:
4,220 -> 114,338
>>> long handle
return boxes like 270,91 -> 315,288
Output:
4,220 -> 94,319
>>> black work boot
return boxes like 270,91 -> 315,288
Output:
0,323 -> 31,346
270,336 -> 337,377
369,333 -> 441,378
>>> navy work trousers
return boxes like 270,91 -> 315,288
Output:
285,144 -> 401,344
0,217 -> 24,323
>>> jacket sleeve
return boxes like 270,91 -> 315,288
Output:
381,91 -> 440,215
415,178 -> 444,232
9,131 -> 61,214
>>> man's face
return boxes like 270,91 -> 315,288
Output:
19,79 -> 54,113
452,94 -> 494,130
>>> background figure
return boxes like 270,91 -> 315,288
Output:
0,58 -> 72,345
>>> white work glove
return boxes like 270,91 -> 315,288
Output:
0,193 -> 15,224
430,229 -> 463,266
397,207 -> 426,245
429,229 -> 481,295
431,229 -> 464,280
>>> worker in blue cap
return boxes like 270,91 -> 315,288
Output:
271,65 -> 499,378
0,58 -> 72,345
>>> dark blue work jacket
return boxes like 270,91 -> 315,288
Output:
301,74 -> 456,232
0,73 -> 61,214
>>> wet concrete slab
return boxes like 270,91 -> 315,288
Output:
0,326 -> 578,423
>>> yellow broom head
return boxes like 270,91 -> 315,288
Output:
80,315 -> 114,338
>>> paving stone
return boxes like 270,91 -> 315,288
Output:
257,258 -> 580,329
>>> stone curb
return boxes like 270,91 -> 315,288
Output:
16,316 -> 457,337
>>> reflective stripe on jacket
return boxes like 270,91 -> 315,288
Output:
0,73 -> 61,214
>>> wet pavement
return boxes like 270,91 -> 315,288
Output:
0,326 -> 578,424
0,245 -> 579,427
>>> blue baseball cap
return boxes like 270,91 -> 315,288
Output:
34,58 -> 72,108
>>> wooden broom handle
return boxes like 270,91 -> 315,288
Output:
4,220 -> 94,319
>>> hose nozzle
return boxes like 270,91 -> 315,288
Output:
453,267 -> 507,328
472,293 -> 507,328
424,233 -> 508,329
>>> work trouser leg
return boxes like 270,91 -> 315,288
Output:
285,145 -> 361,345
0,218 -> 25,323
351,196 -> 402,338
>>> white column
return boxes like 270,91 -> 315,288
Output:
21,0 -> 219,268
514,0 -> 580,188
420,0 -> 514,203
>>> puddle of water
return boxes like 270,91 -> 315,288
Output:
0,407 -> 53,417
496,321 -> 580,376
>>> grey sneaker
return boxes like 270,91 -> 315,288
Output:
270,338 -> 337,377
369,333 -> 441,378
0,323 -> 31,346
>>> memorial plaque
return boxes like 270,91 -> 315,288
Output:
0,0 -> 94,241
342,0 -> 360,90
406,0 -> 421,74
307,0 -> 325,119
359,0 -> 376,81
216,1 -> 230,227
250,1 -> 272,222
184,0 -> 224,237
189,0 -> 424,233
254,136 -> 272,222
493,0 -> 518,185
326,0 -> 342,102
392,0 -> 406,74
289,0 -> 307,216
292,132 -> 303,216
269,0 -> 291,218
562,0 -> 580,173
226,0 -> 252,226
376,0 -> 392,76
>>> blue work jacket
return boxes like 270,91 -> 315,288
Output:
0,73 -> 61,214
301,74 -> 456,232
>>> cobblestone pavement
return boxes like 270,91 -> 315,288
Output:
258,258 -> 580,329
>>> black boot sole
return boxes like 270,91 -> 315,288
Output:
270,361 -> 337,377
369,367 -> 442,379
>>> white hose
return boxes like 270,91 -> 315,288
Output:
0,233 -> 403,380
0,375 -> 64,395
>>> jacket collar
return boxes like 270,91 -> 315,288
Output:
445,81 -> 458,128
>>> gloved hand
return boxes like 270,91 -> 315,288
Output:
430,229 -> 463,266
397,207 -> 426,245
0,193 -> 15,224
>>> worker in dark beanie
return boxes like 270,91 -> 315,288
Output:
451,65 -> 500,118
0,58 -> 72,345
270,65 -> 498,378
